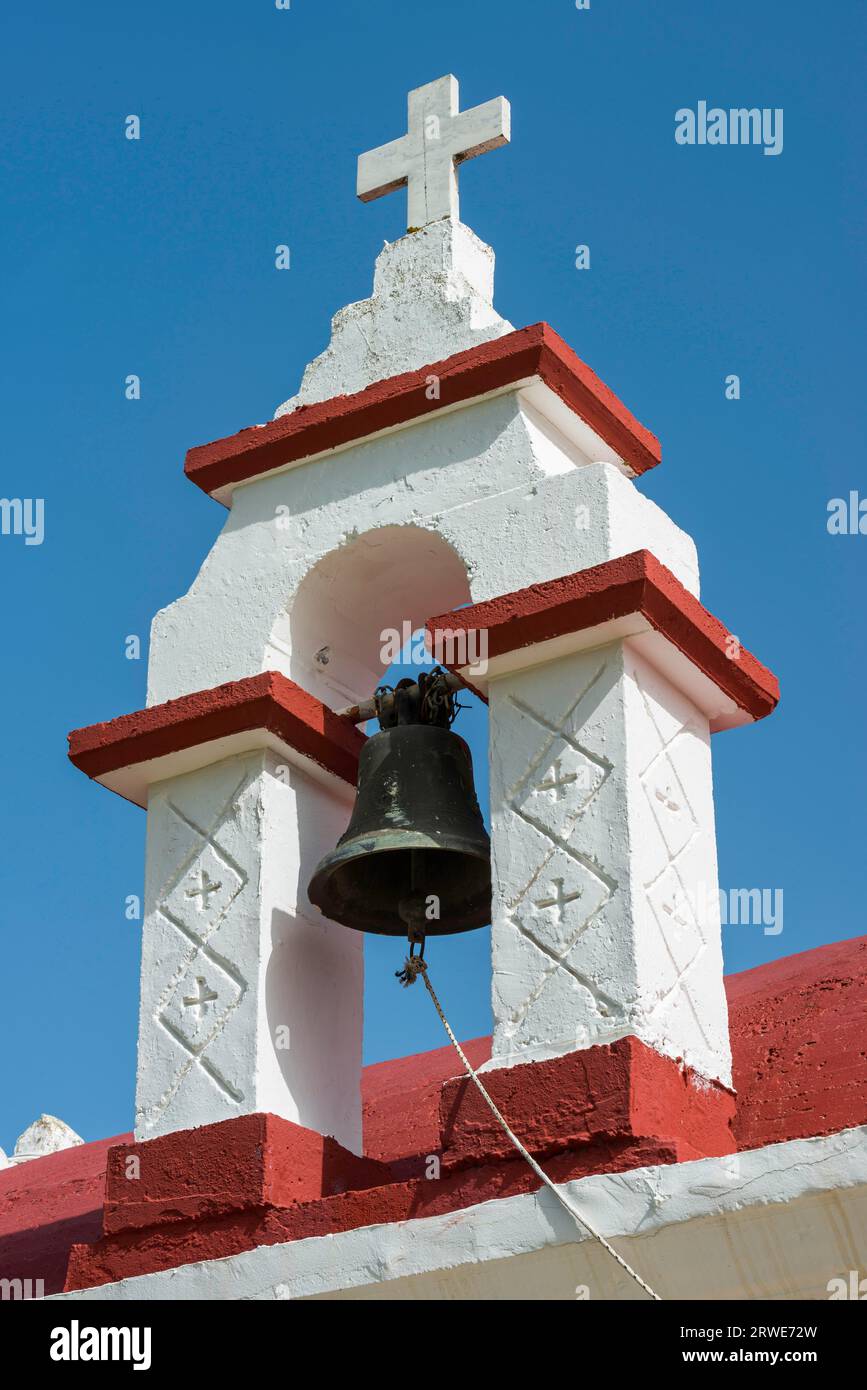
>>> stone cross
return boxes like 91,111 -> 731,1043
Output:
182,977 -> 218,1018
185,869 -> 222,909
357,75 -> 510,229
538,758 -> 579,801
534,878 -> 583,925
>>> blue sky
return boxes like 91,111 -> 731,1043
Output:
1,0 -> 864,1152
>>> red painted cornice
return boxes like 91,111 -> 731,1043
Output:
67,671 -> 364,789
427,550 -> 780,724
185,323 -> 661,501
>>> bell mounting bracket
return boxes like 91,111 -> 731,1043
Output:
336,669 -> 465,727
373,668 -> 460,731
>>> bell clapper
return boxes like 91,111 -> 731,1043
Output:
395,849 -> 428,984
399,849 -> 427,958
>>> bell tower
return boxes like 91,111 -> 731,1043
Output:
68,73 -> 778,1171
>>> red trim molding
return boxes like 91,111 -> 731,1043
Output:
185,323 -> 661,501
440,1036 -> 735,1174
68,672 -> 364,791
100,1114 -> 391,1238
7,937 -> 865,1295
427,550 -> 780,724
63,1037 -> 734,1292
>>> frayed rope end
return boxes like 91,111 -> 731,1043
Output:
395,956 -> 428,988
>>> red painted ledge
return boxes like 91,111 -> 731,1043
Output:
427,549 -> 780,725
100,1114 -> 391,1237
5,937 -> 865,1295
185,323 -> 661,502
67,671 -> 365,791
63,1037 -> 734,1292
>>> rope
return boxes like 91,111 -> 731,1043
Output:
397,954 -> 661,1301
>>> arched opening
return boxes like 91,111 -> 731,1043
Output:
282,524 -> 493,1076
284,524 -> 471,710
360,637 -> 492,1078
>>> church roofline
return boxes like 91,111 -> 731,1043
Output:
4,933 -> 865,1297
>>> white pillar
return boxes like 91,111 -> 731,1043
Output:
487,637 -> 731,1087
134,748 -> 363,1150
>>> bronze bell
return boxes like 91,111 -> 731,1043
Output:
307,671 -> 490,937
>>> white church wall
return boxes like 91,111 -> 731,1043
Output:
148,408 -> 697,710
135,748 -> 362,1149
486,635 -> 731,1086
275,219 -> 513,414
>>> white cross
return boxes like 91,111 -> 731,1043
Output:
185,869 -> 222,910
357,75 -> 511,230
538,758 -> 579,802
182,977 -> 218,1018
535,878 -> 583,925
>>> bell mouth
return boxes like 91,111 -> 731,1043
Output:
308,838 -> 491,936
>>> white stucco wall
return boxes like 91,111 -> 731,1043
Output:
135,214 -> 711,1142
487,637 -> 730,1085
135,749 -> 362,1149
